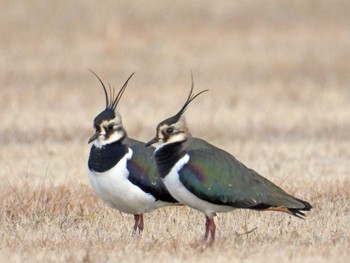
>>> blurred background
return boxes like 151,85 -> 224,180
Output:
1,0 -> 349,183
0,1 -> 349,261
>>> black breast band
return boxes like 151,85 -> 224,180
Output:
88,142 -> 128,172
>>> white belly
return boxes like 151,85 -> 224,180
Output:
163,154 -> 234,216
88,149 -> 168,214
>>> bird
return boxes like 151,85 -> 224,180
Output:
87,70 -> 178,236
146,75 -> 312,243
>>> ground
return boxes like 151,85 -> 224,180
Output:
0,1 -> 349,262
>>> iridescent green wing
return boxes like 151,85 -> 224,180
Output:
126,138 -> 177,203
180,140 -> 305,209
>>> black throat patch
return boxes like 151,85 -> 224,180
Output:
88,141 -> 128,173
154,142 -> 186,178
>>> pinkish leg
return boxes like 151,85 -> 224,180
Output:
207,216 -> 216,244
138,214 -> 144,234
203,216 -> 210,240
133,214 -> 143,236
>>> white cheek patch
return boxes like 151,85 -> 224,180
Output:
94,139 -> 105,148
155,132 -> 186,153
166,133 -> 186,144
105,131 -> 125,144
93,131 -> 125,147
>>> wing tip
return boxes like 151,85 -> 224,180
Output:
249,199 -> 313,219
288,199 -> 313,219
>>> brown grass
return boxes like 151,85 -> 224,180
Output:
1,0 -> 350,262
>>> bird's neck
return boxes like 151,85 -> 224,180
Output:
88,140 -> 128,173
154,141 -> 187,178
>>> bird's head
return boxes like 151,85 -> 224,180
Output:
146,74 -> 208,148
88,70 -> 134,147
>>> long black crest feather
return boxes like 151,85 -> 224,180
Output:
89,69 -> 135,110
175,72 -> 209,118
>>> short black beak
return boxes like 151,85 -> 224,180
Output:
88,132 -> 99,144
145,136 -> 159,147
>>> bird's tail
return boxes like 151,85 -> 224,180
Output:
251,198 -> 312,219
286,198 -> 313,219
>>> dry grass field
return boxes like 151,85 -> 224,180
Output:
1,0 -> 350,262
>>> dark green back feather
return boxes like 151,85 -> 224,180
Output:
180,137 -> 309,210
126,138 -> 178,203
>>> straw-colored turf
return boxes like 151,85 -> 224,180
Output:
1,1 -> 349,262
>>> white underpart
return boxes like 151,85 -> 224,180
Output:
163,154 -> 235,217
88,148 -> 168,214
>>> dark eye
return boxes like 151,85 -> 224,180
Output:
166,127 -> 174,134
107,124 -> 114,130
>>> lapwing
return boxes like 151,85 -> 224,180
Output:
146,76 -> 312,243
87,71 -> 178,235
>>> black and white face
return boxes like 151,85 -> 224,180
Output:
146,115 -> 188,148
157,117 -> 188,145
88,111 -> 126,147
146,80 -> 207,148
